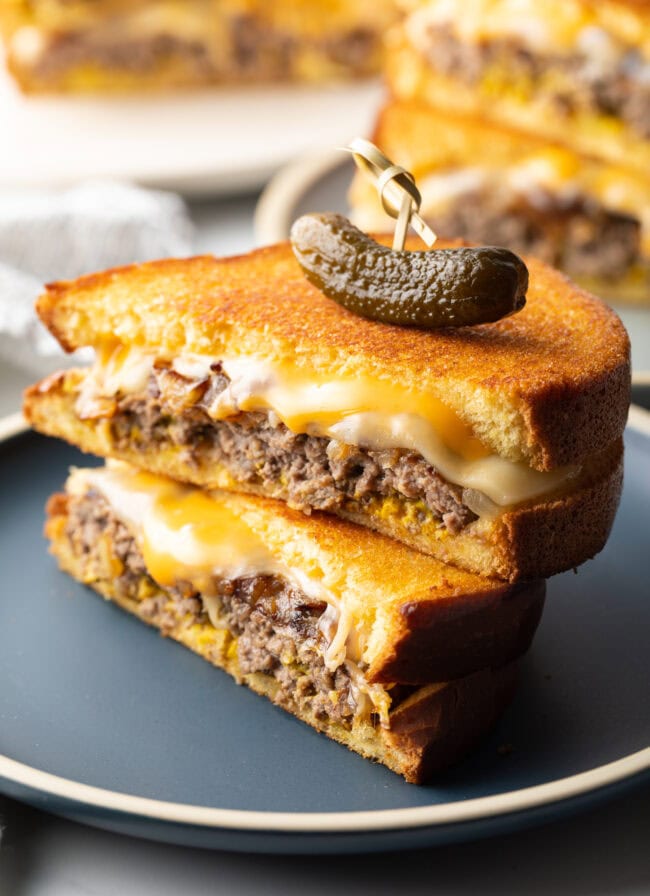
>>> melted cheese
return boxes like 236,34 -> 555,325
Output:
208,356 -> 489,462
95,342 -> 154,396
141,490 -> 278,591
201,356 -> 576,506
70,463 -> 391,723
86,344 -> 577,508
68,465 -> 371,670
69,464 -> 283,584
406,0 -> 650,56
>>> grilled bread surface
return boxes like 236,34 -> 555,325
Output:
39,460 -> 545,682
35,240 -> 630,471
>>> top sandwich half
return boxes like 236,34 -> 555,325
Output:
24,237 -> 630,581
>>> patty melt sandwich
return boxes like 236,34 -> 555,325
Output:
24,239 -> 630,582
46,461 -> 545,782
2,0 -> 396,93
386,0 -> 650,178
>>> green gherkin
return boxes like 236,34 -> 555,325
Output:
290,213 -> 528,329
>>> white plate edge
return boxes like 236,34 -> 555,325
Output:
0,77 -> 383,197
253,149 -> 344,246
0,410 -> 648,835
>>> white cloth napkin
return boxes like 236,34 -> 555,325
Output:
0,181 -> 195,376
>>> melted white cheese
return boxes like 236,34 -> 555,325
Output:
84,345 -> 577,511
68,465 -> 371,675
188,354 -> 576,507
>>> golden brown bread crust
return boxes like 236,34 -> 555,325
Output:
35,240 -> 630,471
339,439 -> 623,582
385,665 -> 518,783
369,99 -> 603,179
23,370 -> 622,581
45,490 -> 520,783
377,580 -> 544,684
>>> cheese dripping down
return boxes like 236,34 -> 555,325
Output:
66,464 -> 390,724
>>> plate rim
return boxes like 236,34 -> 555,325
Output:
2,410 -> 649,835
254,149 -> 345,245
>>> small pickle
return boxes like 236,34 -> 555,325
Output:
290,213 -> 528,328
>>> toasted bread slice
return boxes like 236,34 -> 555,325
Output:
45,481 -> 528,783
25,369 -> 623,581
26,239 -> 629,579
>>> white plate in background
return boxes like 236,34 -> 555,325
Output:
0,68 -> 382,196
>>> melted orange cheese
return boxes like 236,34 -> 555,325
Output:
223,365 -> 490,462
87,344 -> 576,506
407,0 -> 650,54
67,464 -> 390,721
141,487 -> 273,589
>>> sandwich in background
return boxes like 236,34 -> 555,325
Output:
349,100 -> 650,303
24,239 -> 630,582
386,0 -> 650,177
1,0 -> 397,93
369,0 -> 650,303
45,461 -> 545,782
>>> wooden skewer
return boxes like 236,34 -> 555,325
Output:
344,138 -> 437,251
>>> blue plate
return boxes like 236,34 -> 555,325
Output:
0,413 -> 649,854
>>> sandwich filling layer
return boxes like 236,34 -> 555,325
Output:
355,178 -> 645,282
7,1 -> 389,86
74,344 -> 577,536
11,23 -> 379,82
404,15 -> 650,139
65,465 -> 393,727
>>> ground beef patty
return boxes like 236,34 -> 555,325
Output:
419,25 -> 650,139
65,490 -> 387,729
30,19 -> 379,82
104,366 -> 476,534
428,194 -> 641,280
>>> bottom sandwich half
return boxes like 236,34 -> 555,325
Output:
45,463 -> 545,783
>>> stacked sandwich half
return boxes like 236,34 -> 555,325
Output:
350,0 -> 650,303
24,237 -> 630,781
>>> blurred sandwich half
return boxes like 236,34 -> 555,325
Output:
350,100 -> 650,303
386,0 -> 650,178
45,462 -> 546,782
2,0 -> 396,93
24,240 -> 630,582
